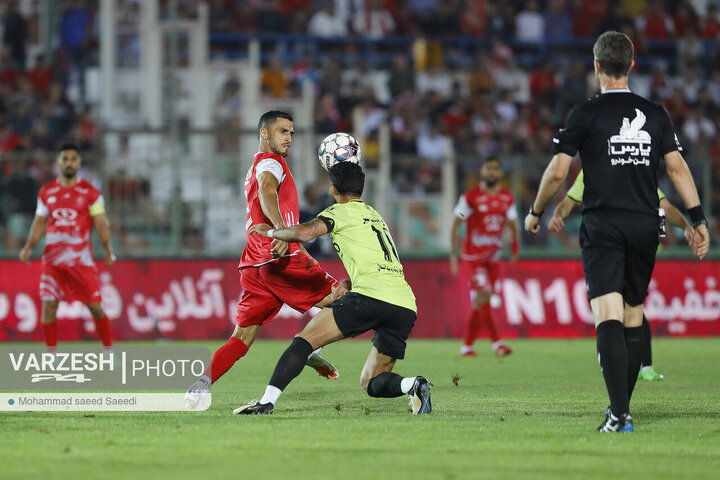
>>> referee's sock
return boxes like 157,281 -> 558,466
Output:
625,325 -> 644,401
640,315 -> 653,367
596,320 -> 630,416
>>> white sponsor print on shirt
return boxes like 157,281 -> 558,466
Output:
607,108 -> 651,166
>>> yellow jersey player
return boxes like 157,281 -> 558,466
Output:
236,161 -> 431,415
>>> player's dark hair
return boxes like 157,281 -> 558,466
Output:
482,156 -> 501,167
329,162 -> 364,197
258,110 -> 293,135
57,142 -> 80,154
593,31 -> 634,78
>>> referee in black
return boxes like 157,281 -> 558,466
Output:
524,31 -> 710,433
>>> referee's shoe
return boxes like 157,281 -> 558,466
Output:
408,376 -> 432,414
597,407 -> 634,433
234,400 -> 274,415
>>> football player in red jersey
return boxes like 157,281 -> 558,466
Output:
450,156 -> 519,357
186,111 -> 348,407
19,142 -> 116,353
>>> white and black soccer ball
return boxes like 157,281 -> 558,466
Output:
317,132 -> 362,171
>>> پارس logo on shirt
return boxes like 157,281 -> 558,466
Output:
607,109 -> 651,166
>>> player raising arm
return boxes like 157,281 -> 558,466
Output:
236,162 -> 432,415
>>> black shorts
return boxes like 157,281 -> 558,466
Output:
328,292 -> 417,360
579,209 -> 659,306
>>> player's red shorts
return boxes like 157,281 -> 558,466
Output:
39,263 -> 102,304
234,252 -> 337,327
463,259 -> 499,293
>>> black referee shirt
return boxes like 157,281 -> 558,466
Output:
552,89 -> 683,217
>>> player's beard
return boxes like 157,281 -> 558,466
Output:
484,178 -> 498,187
269,139 -> 289,158
62,168 -> 77,179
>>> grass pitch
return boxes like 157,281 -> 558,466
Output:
2,338 -> 719,480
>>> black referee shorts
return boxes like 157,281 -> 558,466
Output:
579,209 -> 659,306
328,292 -> 417,360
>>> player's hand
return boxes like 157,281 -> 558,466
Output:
248,223 -> 272,237
548,216 -> 564,232
271,239 -> 289,257
449,255 -> 459,275
19,247 -> 31,264
691,224 -> 710,260
524,213 -> 540,234
105,251 -> 117,267
684,227 -> 693,246
332,280 -> 351,300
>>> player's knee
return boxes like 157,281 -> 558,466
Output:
41,302 -> 59,324
360,371 -> 371,392
87,303 -> 105,319
365,376 -> 381,397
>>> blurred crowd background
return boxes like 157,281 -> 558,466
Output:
1,0 -> 719,257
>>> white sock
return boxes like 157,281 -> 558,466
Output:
48,346 -> 57,354
259,385 -> 282,405
400,377 -> 416,394
460,345 -> 474,355
492,340 -> 504,351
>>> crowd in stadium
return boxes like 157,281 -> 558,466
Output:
1,0 -> 719,253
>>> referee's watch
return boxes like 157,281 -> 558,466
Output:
529,205 -> 544,218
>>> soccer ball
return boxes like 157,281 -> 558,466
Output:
317,132 -> 362,171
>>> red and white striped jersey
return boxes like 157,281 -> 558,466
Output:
453,185 -> 517,263
35,178 -> 104,267
239,152 -> 301,268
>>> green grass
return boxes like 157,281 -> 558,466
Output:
2,338 -> 720,480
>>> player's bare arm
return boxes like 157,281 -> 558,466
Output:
507,218 -> 520,262
664,150 -> 710,259
449,216 -> 463,275
660,198 -> 693,245
256,170 -> 289,257
92,213 -> 116,266
548,196 -> 578,232
19,215 -> 48,264
249,218 -> 329,243
524,153 -> 573,234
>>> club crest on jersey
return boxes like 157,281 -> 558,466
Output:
608,108 -> 651,166
52,208 -> 78,226
48,196 -> 57,204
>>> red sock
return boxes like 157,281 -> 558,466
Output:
463,309 -> 481,347
480,303 -> 501,343
93,315 -> 113,347
42,322 -> 58,351
211,337 -> 249,383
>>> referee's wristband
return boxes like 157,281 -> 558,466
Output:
267,229 -> 275,238
688,206 -> 706,225
529,205 -> 544,218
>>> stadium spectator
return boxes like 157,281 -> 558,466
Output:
2,2 -> 27,69
307,1 -> 347,37
26,54 -> 53,94
352,0 -> 395,38
261,56 -> 289,98
2,158 -> 38,250
544,0 -> 574,43
515,0 -> 545,44
702,3 -> 720,38
636,0 -> 675,40
59,0 -> 92,102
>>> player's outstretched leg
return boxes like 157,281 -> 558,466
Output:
235,336 -> 316,415
306,348 -> 340,379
